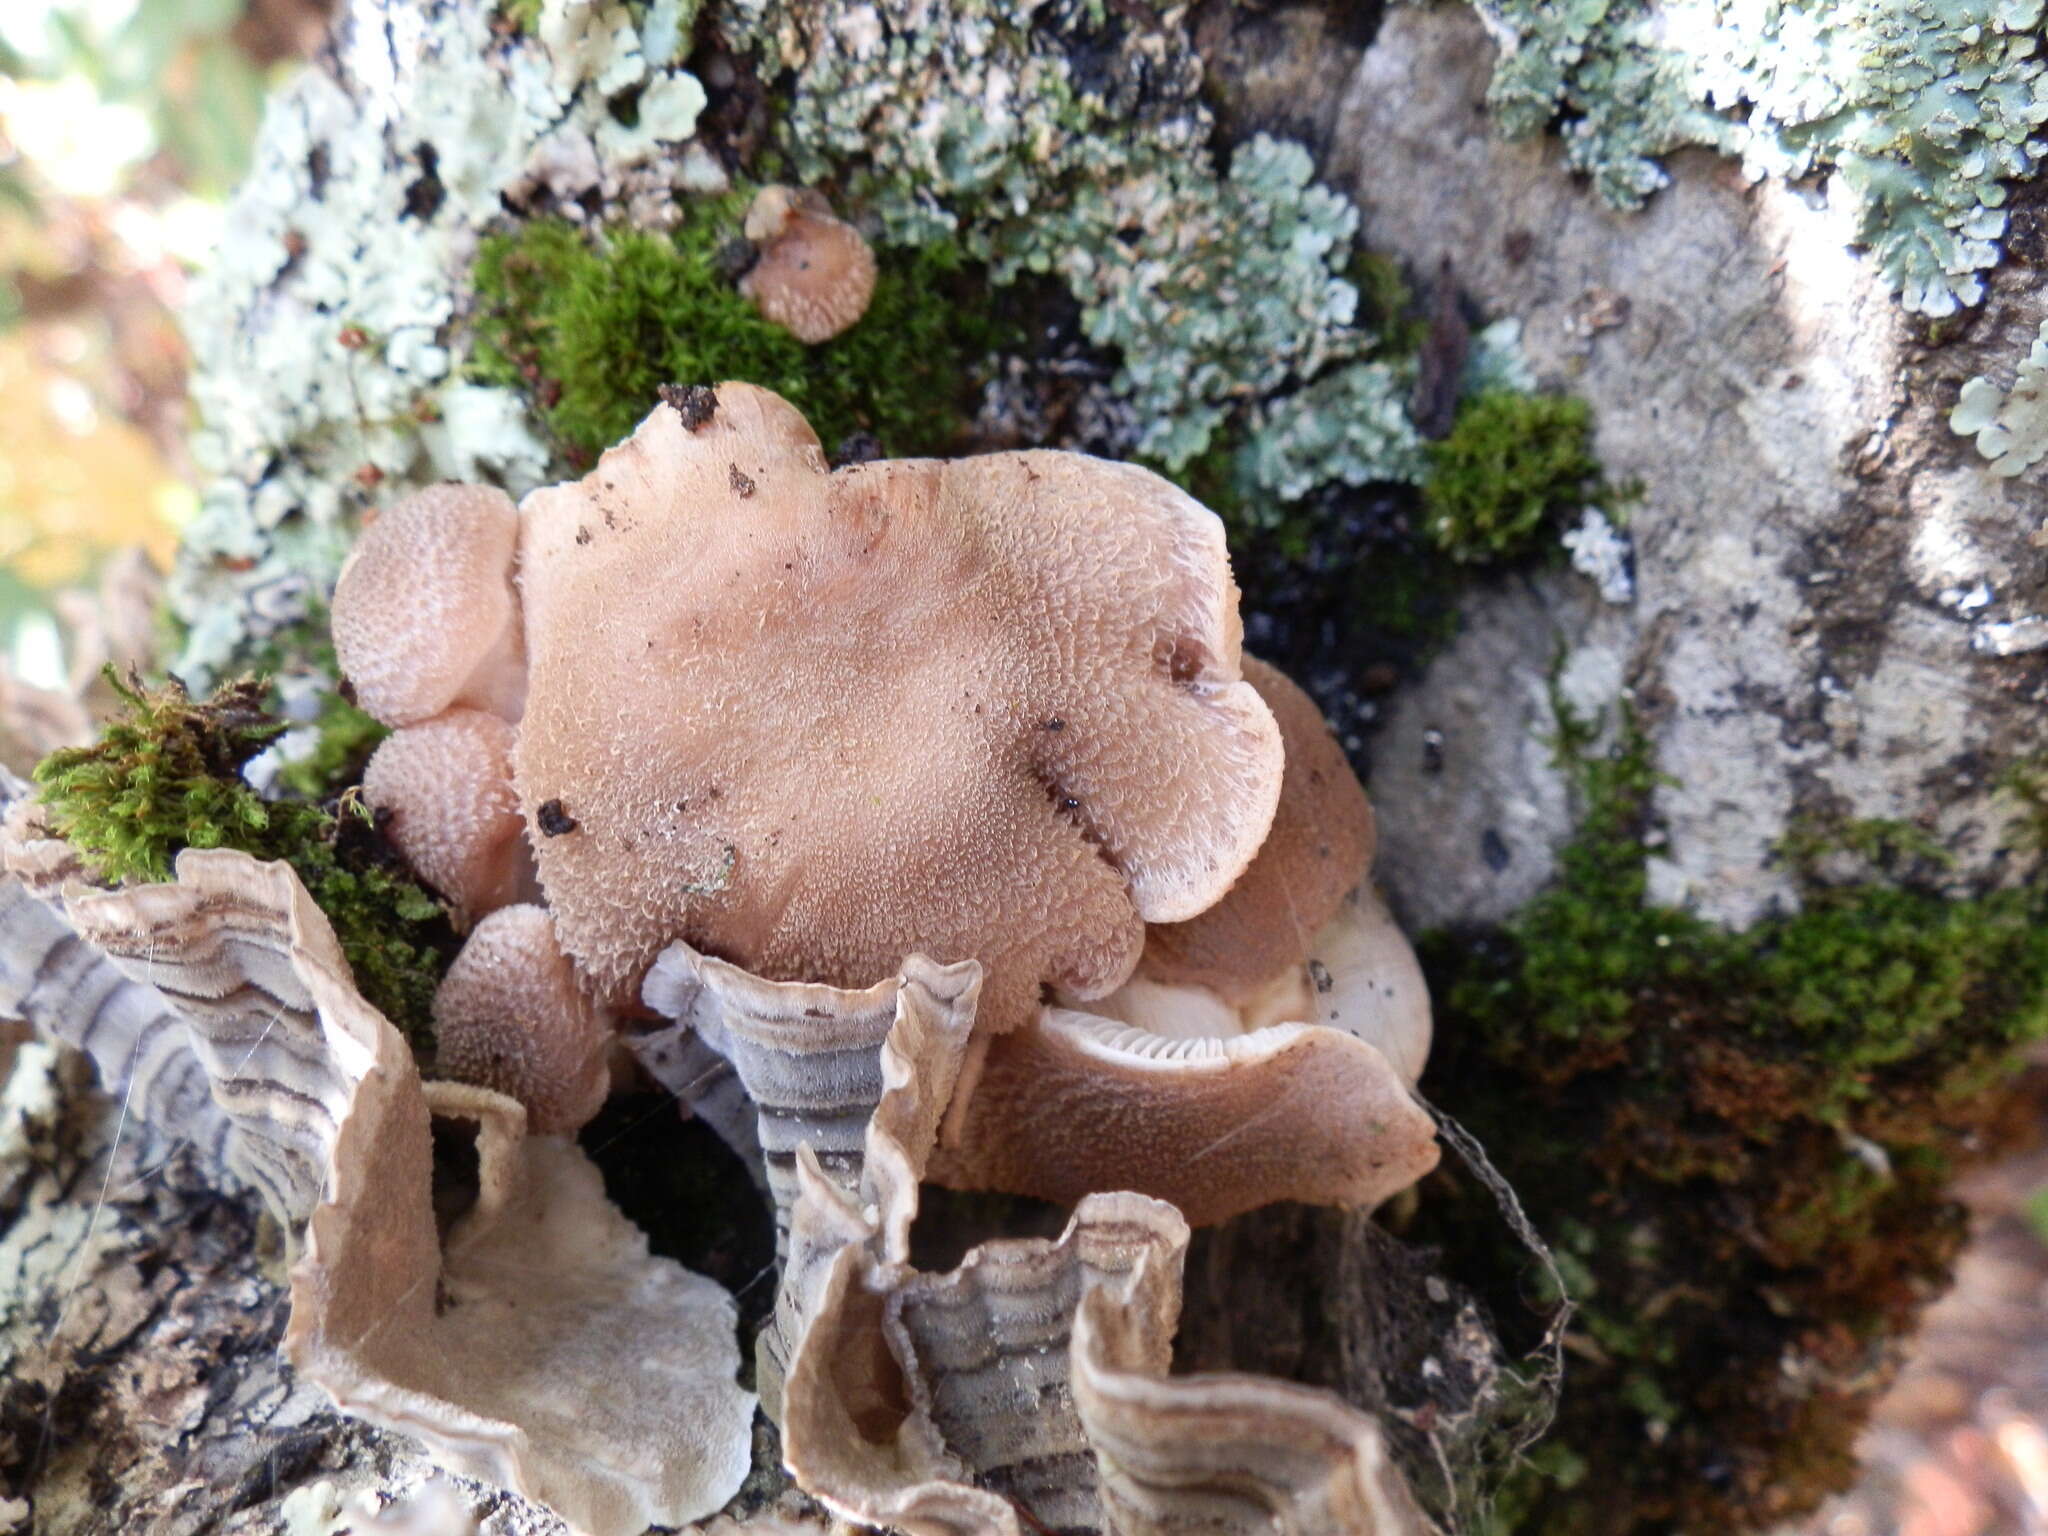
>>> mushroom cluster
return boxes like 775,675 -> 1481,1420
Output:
331,381 -> 1436,1222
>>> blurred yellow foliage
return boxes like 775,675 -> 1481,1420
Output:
0,331 -> 180,591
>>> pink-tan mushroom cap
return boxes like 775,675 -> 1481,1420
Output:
928,991 -> 1438,1227
513,382 -> 1284,1028
926,656 -> 1436,1224
1140,654 -> 1375,1001
362,708 -> 537,928
331,483 -> 527,727
431,903 -> 613,1134
738,185 -> 879,345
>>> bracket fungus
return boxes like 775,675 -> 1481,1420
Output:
1,374 -> 1460,1529
0,811 -> 755,1536
737,185 -> 879,344
756,964 -> 1429,1535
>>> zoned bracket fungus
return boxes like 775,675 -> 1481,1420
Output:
764,964 -> 1430,1535
738,185 -> 879,344
332,380 -> 1280,1034
0,835 -> 753,1536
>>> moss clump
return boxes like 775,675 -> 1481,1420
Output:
1413,706 -> 2048,1534
243,608 -> 389,802
33,670 -> 456,1048
1421,391 -> 1605,565
468,198 -> 1009,467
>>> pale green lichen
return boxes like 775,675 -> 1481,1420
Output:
169,0 -> 708,687
1227,320 -> 1539,525
719,0 -> 1374,470
1236,361 -> 1427,508
1952,318 -> 2048,475
1468,0 -> 2048,315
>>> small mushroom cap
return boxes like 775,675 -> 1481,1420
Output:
331,483 -> 527,727
1140,654 -> 1374,1001
432,903 -> 613,1134
362,709 -> 538,928
515,383 -> 1283,1026
737,184 -> 879,344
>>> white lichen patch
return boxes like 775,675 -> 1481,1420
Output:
1562,507 -> 1635,604
1952,319 -> 2048,477
1469,0 -> 2048,315
170,0 -> 710,686
1971,614 -> 2048,655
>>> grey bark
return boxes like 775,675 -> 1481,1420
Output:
0,1040 -> 465,1536
1317,4 -> 2048,933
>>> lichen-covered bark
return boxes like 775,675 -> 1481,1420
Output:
1329,4 -> 2047,933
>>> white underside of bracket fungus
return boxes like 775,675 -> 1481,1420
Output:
657,946 -> 1432,1534
0,804 -> 753,1536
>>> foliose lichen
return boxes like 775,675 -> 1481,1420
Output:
1467,0 -> 2048,314
715,0 -> 1417,473
1413,700 -> 2048,1533
169,0 -> 711,688
1952,316 -> 2048,475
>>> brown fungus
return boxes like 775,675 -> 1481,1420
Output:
0,838 -> 754,1534
1139,655 -> 1376,1001
515,383 -> 1285,1025
332,483 -> 526,727
737,185 -> 879,344
361,708 -> 537,927
431,902 -> 613,1135
926,658 -> 1437,1224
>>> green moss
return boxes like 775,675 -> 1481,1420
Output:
495,0 -> 542,32
33,673 -> 287,884
1349,249 -> 1428,360
1415,702 -> 2048,1533
1421,391 -> 1605,565
468,197 -> 1009,467
33,670 -> 456,1049
243,605 -> 389,802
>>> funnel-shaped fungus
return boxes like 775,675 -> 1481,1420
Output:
0,840 -> 754,1534
737,185 -> 879,343
762,968 -> 1429,1535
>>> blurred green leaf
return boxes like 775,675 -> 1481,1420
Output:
156,36 -> 265,194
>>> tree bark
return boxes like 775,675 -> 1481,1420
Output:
9,2 -> 2048,1533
